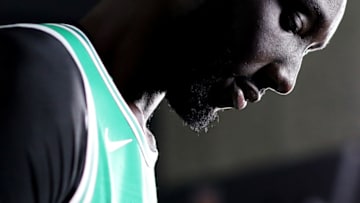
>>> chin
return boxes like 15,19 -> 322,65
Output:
167,97 -> 219,133
165,76 -> 220,133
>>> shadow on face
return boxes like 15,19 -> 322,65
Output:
143,0 -> 347,131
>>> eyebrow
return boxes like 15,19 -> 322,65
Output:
303,0 -> 326,25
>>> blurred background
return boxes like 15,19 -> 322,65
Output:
0,0 -> 359,202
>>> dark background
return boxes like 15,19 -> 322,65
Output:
0,0 -> 95,24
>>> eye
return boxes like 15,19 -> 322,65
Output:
289,13 -> 303,34
280,11 -> 307,36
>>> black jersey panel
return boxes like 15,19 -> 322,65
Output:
0,26 -> 87,203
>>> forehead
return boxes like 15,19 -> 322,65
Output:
312,0 -> 346,22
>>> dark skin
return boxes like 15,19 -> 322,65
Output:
80,0 -> 347,133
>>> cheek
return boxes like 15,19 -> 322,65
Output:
230,1 -> 307,66
222,1 -> 274,63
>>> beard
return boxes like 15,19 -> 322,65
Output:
144,0 -> 236,132
166,75 -> 221,133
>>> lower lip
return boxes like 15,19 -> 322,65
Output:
233,84 -> 247,110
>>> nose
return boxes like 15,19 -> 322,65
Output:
252,61 -> 299,95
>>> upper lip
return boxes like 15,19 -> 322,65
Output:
235,77 -> 262,103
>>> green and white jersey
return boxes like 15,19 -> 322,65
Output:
6,23 -> 159,203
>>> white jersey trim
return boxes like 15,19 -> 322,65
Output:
53,23 -> 158,168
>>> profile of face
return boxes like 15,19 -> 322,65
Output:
140,0 -> 346,132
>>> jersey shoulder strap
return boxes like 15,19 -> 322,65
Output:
39,23 -> 158,203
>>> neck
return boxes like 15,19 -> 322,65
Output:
130,92 -> 166,130
79,0 -> 165,54
79,0 -> 167,128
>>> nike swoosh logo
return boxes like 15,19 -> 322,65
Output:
104,128 -> 133,152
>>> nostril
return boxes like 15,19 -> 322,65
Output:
252,65 -> 277,91
252,63 -> 294,95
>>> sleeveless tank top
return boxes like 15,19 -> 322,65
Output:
9,23 -> 159,203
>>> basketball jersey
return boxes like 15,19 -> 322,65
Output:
0,23 -> 159,203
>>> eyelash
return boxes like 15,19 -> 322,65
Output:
281,11 -> 304,35
288,13 -> 303,34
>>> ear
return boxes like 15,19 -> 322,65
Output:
168,0 -> 206,15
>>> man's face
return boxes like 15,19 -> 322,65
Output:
145,0 -> 346,132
